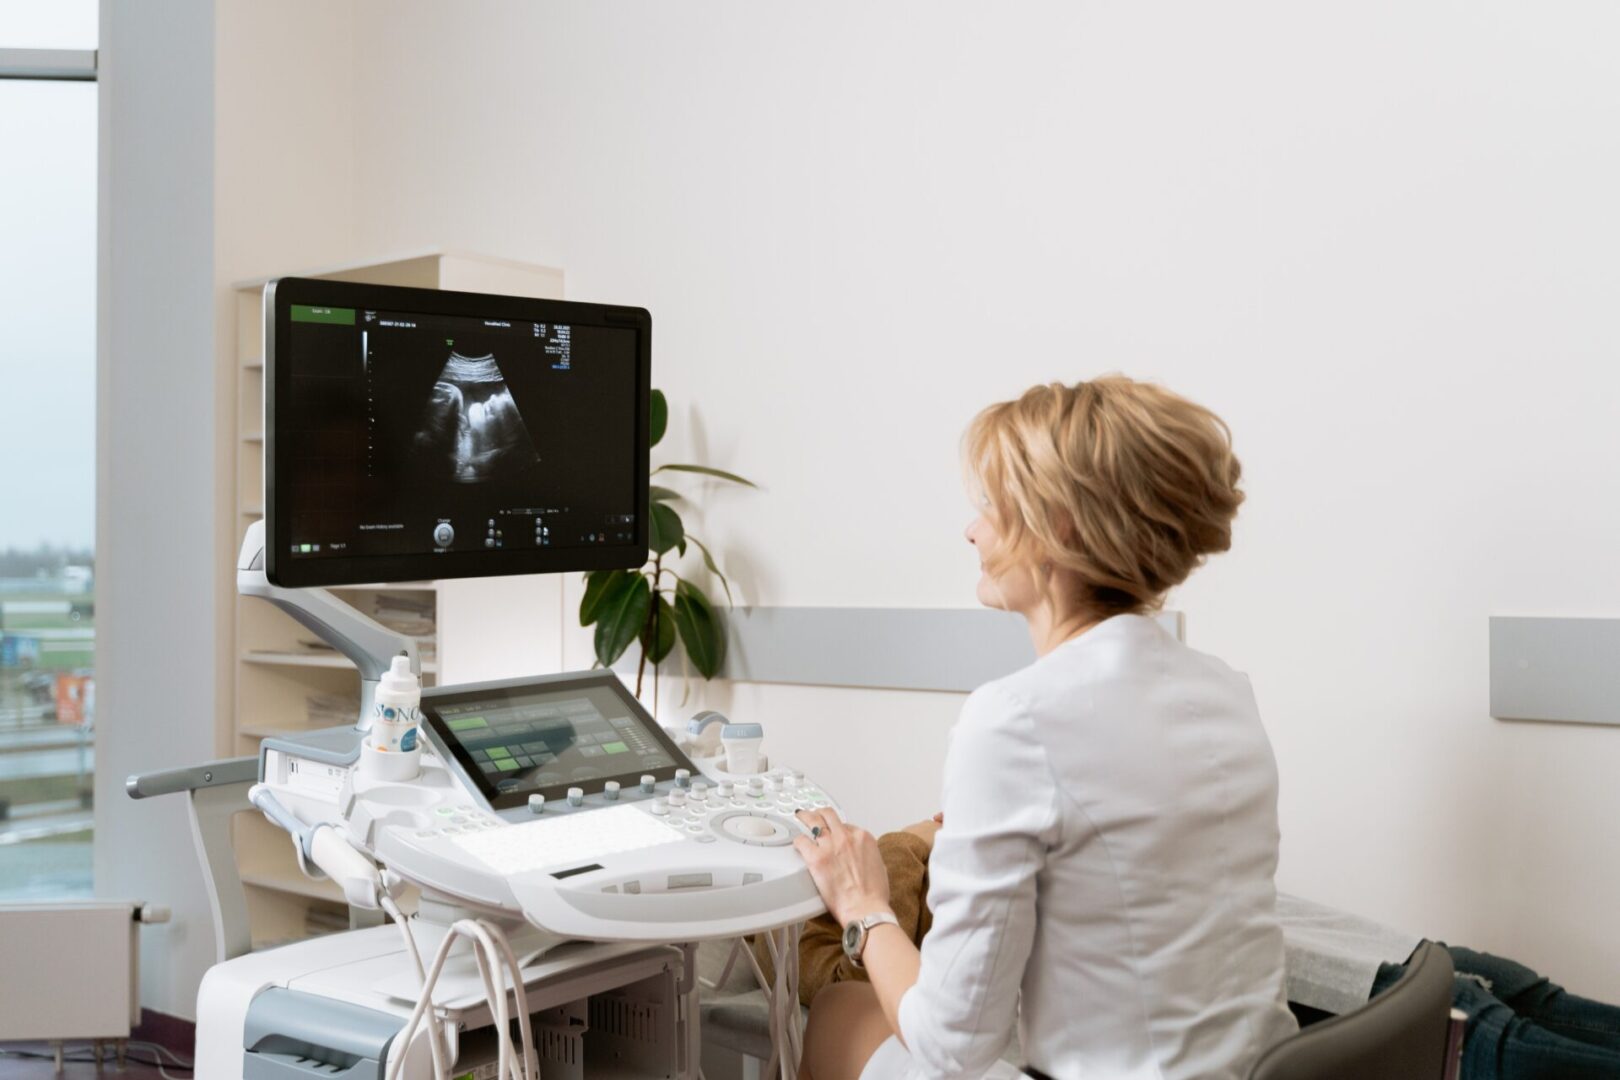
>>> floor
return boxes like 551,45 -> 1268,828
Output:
0,1043 -> 181,1079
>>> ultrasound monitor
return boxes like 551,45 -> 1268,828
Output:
264,277 -> 651,587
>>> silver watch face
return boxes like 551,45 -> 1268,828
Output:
842,920 -> 863,957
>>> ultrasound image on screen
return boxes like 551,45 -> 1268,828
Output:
411,351 -> 543,485
275,290 -> 643,581
366,327 -> 551,507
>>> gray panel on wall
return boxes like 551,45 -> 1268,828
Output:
1490,617 -> 1620,727
619,607 -> 1183,693
725,607 -> 1035,692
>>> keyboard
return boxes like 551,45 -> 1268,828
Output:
451,802 -> 684,874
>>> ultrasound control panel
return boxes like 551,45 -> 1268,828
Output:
351,759 -> 837,941
313,670 -> 840,941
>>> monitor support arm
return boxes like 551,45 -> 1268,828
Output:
236,519 -> 419,731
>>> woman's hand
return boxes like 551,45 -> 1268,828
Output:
793,807 -> 891,926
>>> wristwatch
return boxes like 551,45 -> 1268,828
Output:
842,911 -> 900,969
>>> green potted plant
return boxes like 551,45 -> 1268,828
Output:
579,389 -> 754,708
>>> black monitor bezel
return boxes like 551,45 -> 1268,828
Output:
418,670 -> 697,811
263,275 -> 652,588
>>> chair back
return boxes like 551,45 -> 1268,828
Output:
1250,940 -> 1457,1080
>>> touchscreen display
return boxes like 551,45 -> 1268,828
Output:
423,675 -> 691,808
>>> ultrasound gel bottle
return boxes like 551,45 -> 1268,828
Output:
363,653 -> 423,781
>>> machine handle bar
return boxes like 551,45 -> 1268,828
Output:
125,756 -> 259,799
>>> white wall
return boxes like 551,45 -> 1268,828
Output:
340,0 -> 1620,997
214,1 -> 357,285
103,0 -> 1620,1017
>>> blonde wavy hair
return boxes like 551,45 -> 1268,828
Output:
964,376 -> 1244,620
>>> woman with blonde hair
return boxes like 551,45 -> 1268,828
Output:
794,376 -> 1297,1080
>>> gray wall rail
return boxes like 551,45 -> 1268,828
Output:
620,607 -> 1183,693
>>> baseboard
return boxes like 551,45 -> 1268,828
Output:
131,1008 -> 195,1058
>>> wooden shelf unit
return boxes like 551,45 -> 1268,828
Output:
227,252 -> 565,947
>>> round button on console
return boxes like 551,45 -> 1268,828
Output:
675,769 -> 692,789
712,810 -> 796,846
528,795 -> 545,814
567,787 -> 584,807
731,817 -> 777,839
603,781 -> 621,801
640,774 -> 657,794
433,522 -> 455,547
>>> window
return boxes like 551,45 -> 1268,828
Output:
0,1 -> 98,900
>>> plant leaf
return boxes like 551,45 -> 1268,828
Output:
640,593 -> 677,665
649,500 -> 685,556
649,389 -> 668,448
673,579 -> 725,679
580,568 -> 632,626
652,463 -> 758,488
649,485 -> 683,504
687,536 -> 734,607
594,574 -> 651,668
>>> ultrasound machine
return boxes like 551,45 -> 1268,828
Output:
126,278 -> 832,1080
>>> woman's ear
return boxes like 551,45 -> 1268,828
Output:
1053,511 -> 1080,550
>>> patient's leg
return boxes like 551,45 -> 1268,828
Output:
1448,972 -> 1620,1080
800,981 -> 894,1080
1449,946 -> 1620,1053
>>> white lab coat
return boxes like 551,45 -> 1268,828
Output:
872,613 -> 1297,1080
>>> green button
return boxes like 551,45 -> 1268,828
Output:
290,304 -> 355,325
447,716 -> 488,732
486,746 -> 512,760
495,759 -> 520,772
602,741 -> 629,754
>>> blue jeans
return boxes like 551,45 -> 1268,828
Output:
1371,945 -> 1620,1080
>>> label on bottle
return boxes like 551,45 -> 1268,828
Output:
371,700 -> 422,753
